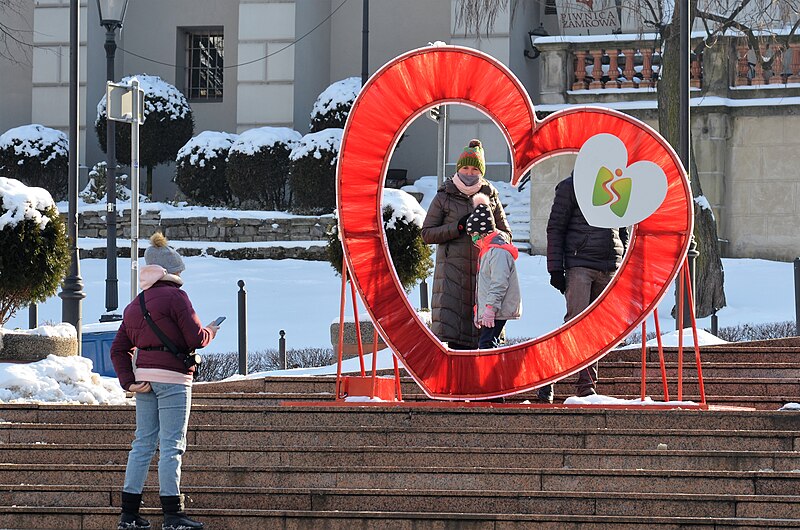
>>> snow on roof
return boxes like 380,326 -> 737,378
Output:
177,131 -> 239,167
0,124 -> 68,166
229,127 -> 302,156
311,77 -> 361,119
289,129 -> 343,163
383,188 -> 426,229
96,74 -> 191,122
0,177 -> 56,231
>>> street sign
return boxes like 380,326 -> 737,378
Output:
106,82 -> 144,124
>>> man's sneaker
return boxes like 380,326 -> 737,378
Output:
577,387 -> 597,398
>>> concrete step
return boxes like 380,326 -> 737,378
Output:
3,484 -> 800,520
3,403 -> 800,432
2,506 -> 800,530
2,422 -> 798,452
2,443 -> 800,472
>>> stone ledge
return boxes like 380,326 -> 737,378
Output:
79,245 -> 327,261
0,332 -> 78,362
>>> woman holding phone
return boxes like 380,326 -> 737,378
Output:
111,232 -> 221,530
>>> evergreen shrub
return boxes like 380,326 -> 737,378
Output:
226,127 -> 300,210
309,77 -> 361,132
175,131 -> 237,206
0,178 -> 70,325
0,124 -> 69,201
289,129 -> 342,215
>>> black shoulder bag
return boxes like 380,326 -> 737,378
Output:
137,293 -> 202,376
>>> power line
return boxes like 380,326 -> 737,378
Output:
117,0 -> 349,69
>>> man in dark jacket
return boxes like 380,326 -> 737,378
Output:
538,174 -> 628,403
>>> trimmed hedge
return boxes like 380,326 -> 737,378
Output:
289,129 -> 342,215
226,127 -> 300,210
326,203 -> 433,293
0,124 -> 69,202
309,77 -> 361,133
175,131 -> 237,206
0,178 -> 70,325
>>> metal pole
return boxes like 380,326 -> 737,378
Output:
437,105 -> 448,188
130,79 -> 141,301
279,330 -> 287,370
676,0 -> 696,330
795,258 -> 800,336
361,0 -> 369,86
237,279 -> 248,375
60,0 -> 85,353
101,24 -> 120,321
419,279 -> 429,310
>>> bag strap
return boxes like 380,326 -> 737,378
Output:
137,292 -> 182,358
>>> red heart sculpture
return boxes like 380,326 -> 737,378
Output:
337,45 -> 692,400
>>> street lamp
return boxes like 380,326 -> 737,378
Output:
524,23 -> 549,60
97,0 -> 129,322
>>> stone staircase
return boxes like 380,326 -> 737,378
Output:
0,340 -> 799,529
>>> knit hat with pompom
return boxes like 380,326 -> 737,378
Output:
143,232 -> 185,274
456,139 -> 486,176
465,193 -> 496,237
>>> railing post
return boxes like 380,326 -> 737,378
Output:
794,258 -> 800,337
279,330 -> 287,370
237,279 -> 248,376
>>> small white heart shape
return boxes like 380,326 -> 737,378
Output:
573,133 -> 668,228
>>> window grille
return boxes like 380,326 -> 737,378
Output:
185,30 -> 224,100
545,0 -> 557,15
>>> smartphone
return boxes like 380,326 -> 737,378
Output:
212,316 -> 226,326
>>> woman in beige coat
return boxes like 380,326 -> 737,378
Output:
421,139 -> 511,349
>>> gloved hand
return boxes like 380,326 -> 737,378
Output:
457,213 -> 470,233
550,270 -> 566,294
480,305 -> 496,328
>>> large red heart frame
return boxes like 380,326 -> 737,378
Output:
336,45 -> 692,400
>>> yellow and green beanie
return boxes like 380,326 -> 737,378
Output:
456,139 -> 486,176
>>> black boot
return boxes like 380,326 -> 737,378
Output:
118,491 -> 151,530
161,495 -> 203,530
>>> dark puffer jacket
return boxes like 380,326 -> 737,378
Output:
110,280 -> 213,390
422,178 -> 511,348
546,176 -> 628,274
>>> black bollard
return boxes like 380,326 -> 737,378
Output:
711,310 -> 718,337
28,304 -> 38,329
420,279 -> 429,310
795,258 -> 800,337
279,330 -> 287,370
237,280 -> 248,376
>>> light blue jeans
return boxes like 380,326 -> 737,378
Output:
123,382 -> 192,496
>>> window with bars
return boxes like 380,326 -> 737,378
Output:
545,0 -> 557,15
184,30 -> 224,100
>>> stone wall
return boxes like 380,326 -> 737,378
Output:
69,210 -> 336,243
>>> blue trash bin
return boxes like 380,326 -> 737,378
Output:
82,322 -> 121,377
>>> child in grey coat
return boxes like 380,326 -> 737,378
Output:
466,193 -> 522,349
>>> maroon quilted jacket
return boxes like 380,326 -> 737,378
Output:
111,280 -> 213,390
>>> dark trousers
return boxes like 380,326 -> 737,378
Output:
478,320 -> 507,349
539,266 -> 616,399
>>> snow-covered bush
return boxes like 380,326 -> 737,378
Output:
0,177 -> 70,325
80,161 -> 131,204
175,131 -> 237,206
95,74 -> 194,198
226,127 -> 301,210
289,129 -> 342,215
0,124 -> 69,201
326,188 -> 433,292
309,77 -> 361,133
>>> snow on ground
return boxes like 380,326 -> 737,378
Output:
2,174 -> 798,404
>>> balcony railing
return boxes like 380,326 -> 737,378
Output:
535,34 -> 800,106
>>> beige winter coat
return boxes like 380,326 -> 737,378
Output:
421,178 -> 511,349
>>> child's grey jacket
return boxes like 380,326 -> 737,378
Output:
476,234 -> 522,320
